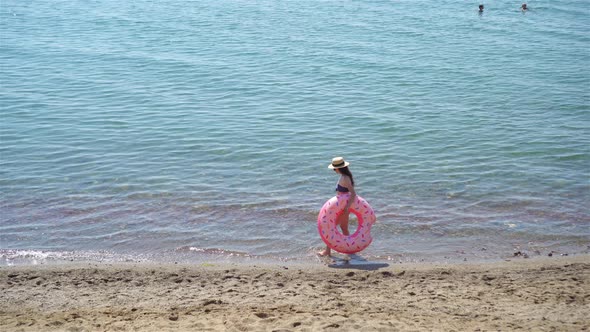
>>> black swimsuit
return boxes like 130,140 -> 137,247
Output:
335,184 -> 349,193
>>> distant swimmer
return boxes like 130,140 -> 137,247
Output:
521,3 -> 528,11
479,4 -> 484,12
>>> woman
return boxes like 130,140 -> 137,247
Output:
318,157 -> 356,257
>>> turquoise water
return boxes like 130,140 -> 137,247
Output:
1,0 -> 589,265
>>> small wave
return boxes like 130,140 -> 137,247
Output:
182,246 -> 252,258
0,249 -> 147,266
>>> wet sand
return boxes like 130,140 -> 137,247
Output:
1,255 -> 588,331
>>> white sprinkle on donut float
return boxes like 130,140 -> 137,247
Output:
317,194 -> 376,254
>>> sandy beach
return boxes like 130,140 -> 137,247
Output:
1,255 -> 588,332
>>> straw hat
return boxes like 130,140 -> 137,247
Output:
328,157 -> 350,169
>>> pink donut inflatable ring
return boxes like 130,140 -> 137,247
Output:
317,194 -> 377,254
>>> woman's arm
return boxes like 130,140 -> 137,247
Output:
343,176 -> 356,210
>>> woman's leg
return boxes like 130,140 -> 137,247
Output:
338,212 -> 350,236
318,212 -> 350,257
318,246 -> 331,256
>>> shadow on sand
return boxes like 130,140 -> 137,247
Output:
324,254 -> 389,271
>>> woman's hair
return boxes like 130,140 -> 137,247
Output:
339,166 -> 355,186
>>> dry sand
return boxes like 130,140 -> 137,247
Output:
1,255 -> 588,332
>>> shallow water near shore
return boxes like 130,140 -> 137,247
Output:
1,0 -> 589,266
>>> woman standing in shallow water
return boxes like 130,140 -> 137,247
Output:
318,157 -> 356,257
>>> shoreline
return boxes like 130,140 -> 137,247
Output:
1,255 -> 588,331
2,244 -> 587,269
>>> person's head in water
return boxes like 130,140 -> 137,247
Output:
479,4 -> 484,12
521,3 -> 528,10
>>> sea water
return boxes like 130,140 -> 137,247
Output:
1,0 -> 589,265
